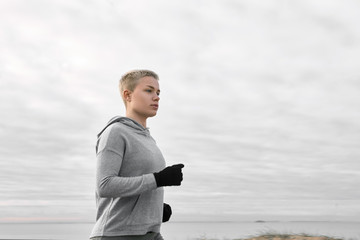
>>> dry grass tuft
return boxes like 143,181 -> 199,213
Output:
236,233 -> 344,240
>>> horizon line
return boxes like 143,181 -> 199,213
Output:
1,220 -> 359,224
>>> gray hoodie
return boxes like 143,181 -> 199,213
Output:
90,117 -> 166,238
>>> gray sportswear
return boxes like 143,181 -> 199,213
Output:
90,117 -> 166,238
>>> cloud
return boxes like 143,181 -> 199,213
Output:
1,0 -> 360,222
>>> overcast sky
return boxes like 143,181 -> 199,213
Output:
1,0 -> 360,223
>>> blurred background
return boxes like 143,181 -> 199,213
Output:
1,0 -> 360,224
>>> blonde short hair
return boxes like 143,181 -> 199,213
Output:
119,69 -> 159,104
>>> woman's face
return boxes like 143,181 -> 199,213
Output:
128,76 -> 160,118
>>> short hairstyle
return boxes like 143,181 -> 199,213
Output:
119,69 -> 159,104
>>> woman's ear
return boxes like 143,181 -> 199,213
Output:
123,89 -> 132,102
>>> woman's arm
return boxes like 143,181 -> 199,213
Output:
96,148 -> 157,198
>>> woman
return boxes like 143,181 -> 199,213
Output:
90,70 -> 184,240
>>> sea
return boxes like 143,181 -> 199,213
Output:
0,221 -> 359,240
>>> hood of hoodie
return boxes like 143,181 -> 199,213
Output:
97,116 -> 150,138
95,116 -> 151,153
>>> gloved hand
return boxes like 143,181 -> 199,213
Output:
162,203 -> 172,222
153,164 -> 184,187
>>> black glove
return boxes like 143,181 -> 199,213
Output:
154,164 -> 184,187
162,203 -> 172,222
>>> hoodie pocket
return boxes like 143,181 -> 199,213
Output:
126,192 -> 162,226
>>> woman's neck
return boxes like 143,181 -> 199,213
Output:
126,111 -> 147,128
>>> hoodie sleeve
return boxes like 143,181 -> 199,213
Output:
96,125 -> 157,198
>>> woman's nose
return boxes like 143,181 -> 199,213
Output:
153,95 -> 160,101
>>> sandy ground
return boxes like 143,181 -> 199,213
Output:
241,235 -> 343,240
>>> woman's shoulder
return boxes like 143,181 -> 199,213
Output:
102,121 -> 128,138
96,122 -> 129,154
